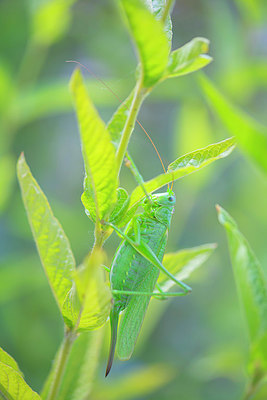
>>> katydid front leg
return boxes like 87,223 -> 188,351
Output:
107,220 -> 192,294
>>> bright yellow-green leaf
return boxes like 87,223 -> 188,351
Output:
199,74 -> 267,174
17,154 -> 75,324
217,205 -> 267,370
165,37 -> 212,78
92,364 -> 175,400
0,155 -> 15,213
120,0 -> 169,87
70,69 -> 117,221
151,0 -> 173,45
31,0 -> 76,45
129,137 -> 236,208
41,330 -> 103,400
63,248 -> 111,331
0,362 -> 41,400
158,244 -> 216,291
0,348 -> 21,376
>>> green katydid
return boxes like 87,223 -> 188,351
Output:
104,154 -> 192,377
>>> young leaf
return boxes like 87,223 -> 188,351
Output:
17,154 -> 75,325
109,188 -> 130,225
41,330 -> 103,400
0,347 -> 22,375
107,91 -> 134,149
70,69 -> 117,221
199,74 -> 267,174
158,244 -> 216,291
164,37 -> 212,78
217,205 -> 267,370
63,248 -> 111,331
120,0 -> 169,87
0,362 -> 41,400
129,137 -> 236,208
151,0 -> 173,45
92,364 -> 175,400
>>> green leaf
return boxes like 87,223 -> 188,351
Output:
41,330 -> 103,400
120,0 -> 169,87
0,154 -> 15,214
17,154 -> 75,325
165,37 -> 212,78
0,348 -> 22,375
199,74 -> 267,174
158,244 -> 216,291
70,69 -> 117,221
63,248 -> 111,331
93,364 -> 175,400
217,205 -> 267,370
0,362 -> 41,400
129,137 -> 236,208
151,0 -> 173,45
109,188 -> 130,225
31,0 -> 77,46
107,91 -> 134,149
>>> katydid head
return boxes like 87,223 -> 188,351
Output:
142,190 -> 176,227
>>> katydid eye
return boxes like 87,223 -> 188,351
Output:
168,196 -> 174,202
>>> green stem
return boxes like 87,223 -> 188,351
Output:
161,0 -> 175,25
243,367 -> 266,400
46,329 -> 76,400
116,78 -> 147,176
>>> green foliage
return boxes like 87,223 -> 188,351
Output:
0,154 -> 15,214
70,69 -> 118,223
217,205 -> 267,372
199,74 -> 267,174
17,153 -> 75,326
0,347 -> 41,400
159,244 -> 216,291
165,37 -> 212,79
120,0 -> 169,87
129,137 -> 236,208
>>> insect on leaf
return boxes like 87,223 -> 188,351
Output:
63,248 -> 111,332
164,37 -> 212,79
217,205 -> 267,370
70,69 -> 117,222
129,137 -> 236,208
17,154 -> 75,327
0,361 -> 41,400
120,0 -> 169,87
199,73 -> 267,174
159,244 -> 216,292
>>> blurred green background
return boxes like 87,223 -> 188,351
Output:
0,0 -> 267,399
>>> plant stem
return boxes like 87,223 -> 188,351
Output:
46,329 -> 76,400
243,367 -> 266,400
116,78 -> 147,176
161,0 -> 175,25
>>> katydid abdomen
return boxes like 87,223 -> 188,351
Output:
106,193 -> 175,376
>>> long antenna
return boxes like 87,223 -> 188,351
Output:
66,60 -> 167,175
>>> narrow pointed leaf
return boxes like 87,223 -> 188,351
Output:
217,205 -> 267,369
63,248 -> 111,331
0,348 -> 21,375
158,244 -> 216,291
199,74 -> 267,173
129,137 -> 235,208
165,37 -> 212,78
41,331 -> 103,400
0,362 -> 41,400
17,154 -> 75,324
120,0 -> 169,86
70,69 -> 117,221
